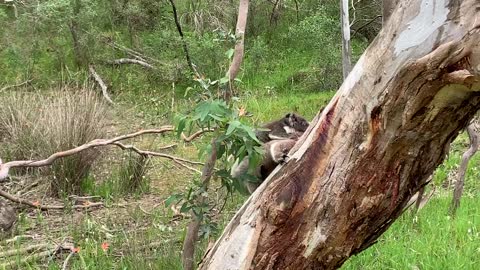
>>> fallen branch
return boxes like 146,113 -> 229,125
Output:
88,64 -> 114,105
1,126 -> 174,174
5,235 -> 35,244
0,79 -> 32,92
0,243 -> 51,258
112,142 -> 203,174
0,248 -> 57,269
0,189 -> 104,210
105,58 -> 155,69
181,129 -> 214,142
61,252 -> 75,270
102,39 -> 159,64
0,126 -> 214,181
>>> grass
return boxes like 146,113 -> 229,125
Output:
0,88 -> 108,196
342,192 -> 480,270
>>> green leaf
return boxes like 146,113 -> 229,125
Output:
165,193 -> 182,207
226,120 -> 241,136
219,76 -> 229,84
225,48 -> 235,59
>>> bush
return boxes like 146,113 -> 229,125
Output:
0,87 -> 108,196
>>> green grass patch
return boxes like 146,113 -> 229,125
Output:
342,192 -> 480,270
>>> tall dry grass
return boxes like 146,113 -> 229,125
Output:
0,87 -> 108,196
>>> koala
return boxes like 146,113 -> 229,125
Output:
255,113 -> 309,143
231,138 -> 297,194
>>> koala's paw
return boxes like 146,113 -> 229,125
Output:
278,154 -> 289,164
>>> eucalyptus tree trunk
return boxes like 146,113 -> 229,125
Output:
224,0 -> 249,101
200,1 -> 480,269
340,0 -> 352,79
382,0 -> 398,24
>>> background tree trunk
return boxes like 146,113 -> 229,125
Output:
340,0 -> 352,79
450,122 -> 479,215
200,1 -> 480,269
224,0 -> 249,101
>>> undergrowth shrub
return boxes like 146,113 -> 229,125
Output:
0,87 -> 108,196
116,153 -> 150,195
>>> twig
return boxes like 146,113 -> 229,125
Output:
62,252 -> 75,270
0,243 -> 51,258
112,142 -> 203,174
0,248 -> 57,269
351,15 -> 382,38
105,58 -> 155,69
5,235 -> 35,244
158,143 -> 177,150
0,79 -> 32,92
0,189 -> 103,210
181,129 -> 214,142
88,64 -> 114,105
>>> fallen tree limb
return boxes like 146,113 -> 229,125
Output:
102,39 -> 159,64
0,126 -> 214,180
112,142 -> 203,174
88,64 -> 114,105
0,189 -> 104,210
0,243 -> 52,258
0,126 -> 174,173
0,248 -> 57,269
105,58 -> 155,69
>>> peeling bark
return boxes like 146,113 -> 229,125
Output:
200,1 -> 480,269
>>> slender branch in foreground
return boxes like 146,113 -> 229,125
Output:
88,64 -> 114,105
105,58 -> 155,69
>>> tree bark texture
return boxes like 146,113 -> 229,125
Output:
382,0 -> 398,24
450,122 -> 478,215
200,1 -> 480,269
341,0 -> 352,79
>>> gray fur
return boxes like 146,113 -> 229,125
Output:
255,113 -> 309,143
231,139 -> 297,194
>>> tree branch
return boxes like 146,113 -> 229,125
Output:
168,0 -> 195,75
88,64 -> 114,105
0,126 -> 175,177
105,58 -> 155,69
112,142 -> 203,174
0,189 -> 103,210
